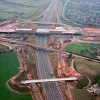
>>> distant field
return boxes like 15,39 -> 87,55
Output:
24,0 -> 50,6
0,12 -> 18,20
7,0 -> 28,4
3,6 -> 36,15
0,0 -> 50,21
0,51 -> 32,100
24,2 -> 49,19
8,0 -> 50,6
0,4 -> 10,9
66,43 -> 100,59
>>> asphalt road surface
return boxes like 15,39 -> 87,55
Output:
36,0 -> 63,100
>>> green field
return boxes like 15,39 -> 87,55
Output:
72,89 -> 93,100
0,51 -> 32,100
0,12 -> 18,20
24,0 -> 50,6
24,1 -> 49,19
8,0 -> 29,4
66,43 -> 100,59
8,0 -> 50,6
0,0 -> 50,20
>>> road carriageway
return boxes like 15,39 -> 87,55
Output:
0,37 -> 57,52
35,0 -> 64,99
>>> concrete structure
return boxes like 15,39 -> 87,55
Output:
36,29 -> 50,33
16,28 -> 32,32
0,27 -> 80,35
0,29 -> 15,32
36,27 -> 78,34
0,37 -> 57,52
21,77 -> 77,84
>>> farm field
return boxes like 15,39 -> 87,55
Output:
24,0 -> 50,6
7,0 -> 29,4
0,0 -> 50,21
66,43 -> 100,59
3,6 -> 36,15
8,0 -> 50,6
0,51 -> 32,100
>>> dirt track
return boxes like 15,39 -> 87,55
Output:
83,28 -> 100,34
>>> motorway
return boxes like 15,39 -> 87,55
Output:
35,0 -> 64,100
36,35 -> 63,100
42,0 -> 58,23
36,36 -> 56,100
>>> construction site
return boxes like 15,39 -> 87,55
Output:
0,0 -> 100,100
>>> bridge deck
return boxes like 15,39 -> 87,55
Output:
0,37 -> 57,52
21,77 -> 77,84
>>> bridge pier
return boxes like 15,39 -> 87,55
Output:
34,32 -> 50,36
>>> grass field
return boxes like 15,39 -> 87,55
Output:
0,51 -> 32,100
72,89 -> 93,100
66,43 -> 100,59
8,0 -> 29,4
0,0 -> 50,20
3,6 -> 36,15
75,58 -> 100,82
24,0 -> 50,6
8,0 -> 50,6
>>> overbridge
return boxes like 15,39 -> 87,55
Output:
0,37 -> 57,52
21,77 -> 77,84
20,20 -> 60,25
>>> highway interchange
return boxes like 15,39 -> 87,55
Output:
0,0 -> 100,100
